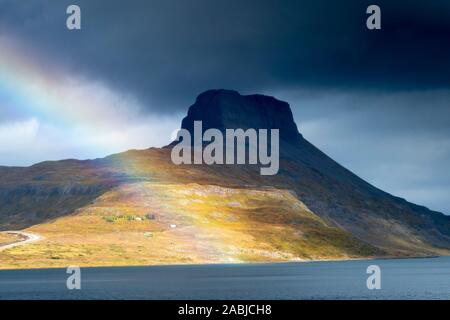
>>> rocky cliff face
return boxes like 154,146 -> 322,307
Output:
181,89 -> 302,143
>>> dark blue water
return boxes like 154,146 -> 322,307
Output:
0,257 -> 449,299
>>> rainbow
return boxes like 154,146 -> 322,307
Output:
0,36 -> 163,162
0,37 -> 88,127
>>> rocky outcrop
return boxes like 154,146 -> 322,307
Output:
181,89 -> 302,143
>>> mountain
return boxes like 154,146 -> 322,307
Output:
179,89 -> 450,255
0,89 -> 449,268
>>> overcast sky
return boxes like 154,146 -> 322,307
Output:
0,0 -> 450,213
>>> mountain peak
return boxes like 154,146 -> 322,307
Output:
181,89 -> 302,143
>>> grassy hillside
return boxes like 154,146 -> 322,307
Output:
0,183 -> 377,269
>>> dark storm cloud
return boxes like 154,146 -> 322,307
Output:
1,0 -> 450,213
1,0 -> 450,113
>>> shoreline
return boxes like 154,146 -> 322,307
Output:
0,254 -> 444,272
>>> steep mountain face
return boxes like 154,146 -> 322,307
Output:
0,89 -> 449,266
180,90 -> 450,255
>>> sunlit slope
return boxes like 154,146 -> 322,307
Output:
107,148 -> 450,257
0,183 -> 376,269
